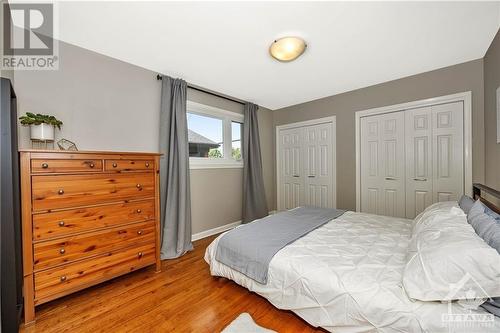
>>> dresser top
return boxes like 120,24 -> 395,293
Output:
19,149 -> 161,156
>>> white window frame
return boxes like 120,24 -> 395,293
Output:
187,101 -> 244,169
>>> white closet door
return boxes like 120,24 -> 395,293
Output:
279,127 -> 304,210
304,123 -> 334,208
432,102 -> 464,202
361,111 -> 406,217
360,100 -> 465,218
360,116 -> 379,215
405,106 -> 433,218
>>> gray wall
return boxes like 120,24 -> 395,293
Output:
12,40 -> 275,235
484,29 -> 500,193
0,0 -> 14,83
0,70 -> 14,82
9,29 -> 496,229
274,59 -> 485,210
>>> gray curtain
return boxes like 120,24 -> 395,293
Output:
159,75 -> 193,259
243,103 -> 269,223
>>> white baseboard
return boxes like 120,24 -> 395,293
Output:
191,210 -> 278,242
191,220 -> 241,242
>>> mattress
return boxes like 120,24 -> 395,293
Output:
205,211 -> 500,333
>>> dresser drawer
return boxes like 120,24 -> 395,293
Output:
31,159 -> 103,173
105,159 -> 154,172
32,173 -> 155,211
34,243 -> 155,302
33,200 -> 155,241
34,221 -> 155,271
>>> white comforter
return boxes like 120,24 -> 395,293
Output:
205,211 -> 500,333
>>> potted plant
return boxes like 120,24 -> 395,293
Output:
19,112 -> 63,141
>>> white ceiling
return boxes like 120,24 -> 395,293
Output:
55,1 -> 500,110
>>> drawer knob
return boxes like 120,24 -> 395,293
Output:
136,184 -> 142,189
58,189 -> 65,195
60,276 -> 67,282
41,163 -> 49,169
145,163 -> 150,168
59,248 -> 66,254
89,163 -> 95,168
138,252 -> 144,258
58,221 -> 65,227
137,230 -> 143,235
136,209 -> 142,213
112,163 -> 117,168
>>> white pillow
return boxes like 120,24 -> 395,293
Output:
403,213 -> 500,301
408,201 -> 465,254
411,201 -> 464,235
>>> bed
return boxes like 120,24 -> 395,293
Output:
205,185 -> 500,333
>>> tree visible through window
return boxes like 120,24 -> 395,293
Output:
232,122 -> 242,160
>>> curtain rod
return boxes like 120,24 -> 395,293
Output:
156,74 -> 245,106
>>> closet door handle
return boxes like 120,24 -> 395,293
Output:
385,177 -> 396,181
308,175 -> 315,178
413,178 -> 427,181
292,175 -> 299,178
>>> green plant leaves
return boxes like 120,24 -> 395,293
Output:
19,113 -> 63,129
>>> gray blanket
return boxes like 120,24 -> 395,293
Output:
215,206 -> 346,284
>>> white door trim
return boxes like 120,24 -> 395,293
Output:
276,116 -> 337,211
355,91 -> 473,212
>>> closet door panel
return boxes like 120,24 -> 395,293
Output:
432,102 -> 464,202
360,117 -> 381,214
361,112 -> 405,217
405,107 -> 433,218
380,112 -> 406,217
361,112 -> 406,217
279,128 -> 304,210
304,123 -> 333,208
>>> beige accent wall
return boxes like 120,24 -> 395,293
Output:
12,40 -> 275,236
484,29 -> 500,193
273,59 -> 485,210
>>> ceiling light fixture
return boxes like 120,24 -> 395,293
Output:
269,36 -> 307,62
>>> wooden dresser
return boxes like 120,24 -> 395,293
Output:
19,150 -> 161,324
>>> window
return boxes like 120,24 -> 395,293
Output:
187,101 -> 244,169
231,121 -> 242,161
187,113 -> 223,158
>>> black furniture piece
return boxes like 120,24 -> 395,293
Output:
473,183 -> 500,214
0,77 -> 23,333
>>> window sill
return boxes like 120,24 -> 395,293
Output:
189,159 -> 243,170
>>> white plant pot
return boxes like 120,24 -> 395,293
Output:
30,123 -> 55,141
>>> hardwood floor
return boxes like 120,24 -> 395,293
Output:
20,235 -> 325,333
